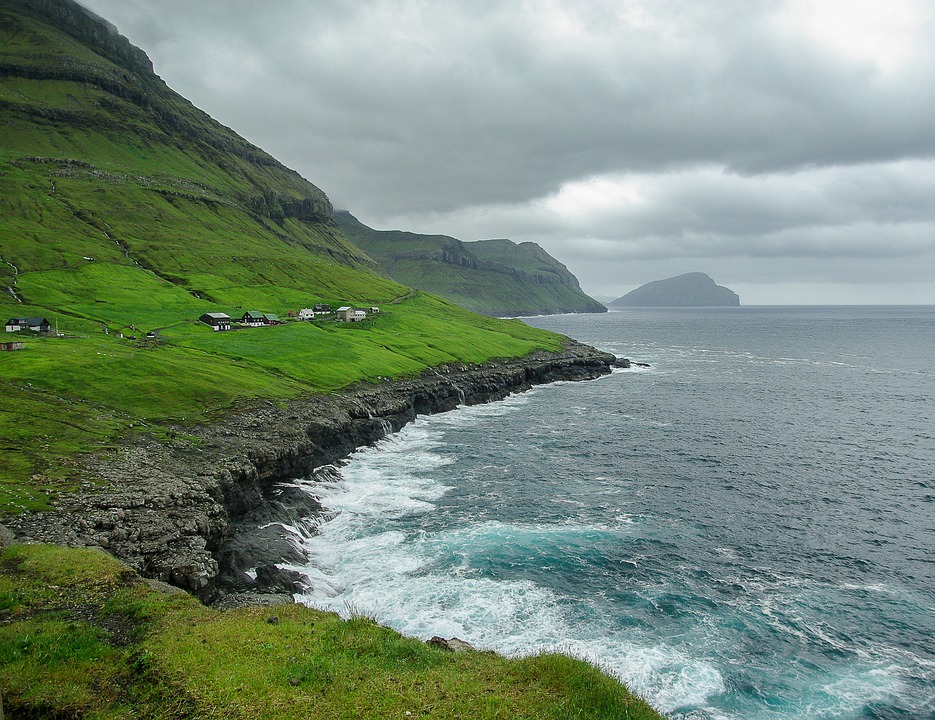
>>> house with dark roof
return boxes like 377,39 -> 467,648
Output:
5,317 -> 50,333
240,311 -> 265,327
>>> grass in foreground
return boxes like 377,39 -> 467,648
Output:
0,544 -> 665,719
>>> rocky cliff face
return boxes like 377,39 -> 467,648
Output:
10,0 -> 154,74
6,342 -> 617,603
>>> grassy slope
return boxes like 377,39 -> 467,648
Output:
0,544 -> 664,719
0,3 -> 561,512
335,211 -> 607,317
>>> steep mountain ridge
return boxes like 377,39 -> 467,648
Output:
1,0 -> 376,300
9,0 -> 152,73
335,210 -> 606,316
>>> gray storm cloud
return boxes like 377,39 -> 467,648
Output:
79,0 -> 935,303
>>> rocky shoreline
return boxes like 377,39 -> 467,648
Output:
6,340 -> 618,604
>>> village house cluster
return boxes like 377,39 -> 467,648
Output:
3,306 -> 384,343
198,304 -> 379,331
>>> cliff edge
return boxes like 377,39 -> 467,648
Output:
6,341 -> 617,603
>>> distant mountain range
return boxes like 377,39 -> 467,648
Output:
335,211 -> 606,317
609,273 -> 740,307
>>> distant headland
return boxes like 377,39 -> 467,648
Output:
609,272 -> 740,307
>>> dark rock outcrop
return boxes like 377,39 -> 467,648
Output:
427,636 -> 475,653
6,341 -> 616,603
10,0 -> 154,75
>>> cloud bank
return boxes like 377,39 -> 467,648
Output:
79,0 -> 935,303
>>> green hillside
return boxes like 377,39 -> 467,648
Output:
335,210 -> 607,317
0,4 -> 670,717
0,0 -> 563,510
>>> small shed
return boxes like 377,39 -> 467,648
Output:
240,311 -> 265,327
1,341 -> 25,351
5,317 -> 51,333
200,312 -> 232,331
335,306 -> 354,322
369,306 -> 380,314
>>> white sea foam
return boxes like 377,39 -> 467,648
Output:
290,412 -> 726,714
293,513 -> 726,714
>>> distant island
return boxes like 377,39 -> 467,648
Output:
609,272 -> 740,307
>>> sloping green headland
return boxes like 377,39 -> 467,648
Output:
0,1 -> 662,716
336,211 -> 607,317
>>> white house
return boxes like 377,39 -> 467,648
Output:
353,309 -> 367,322
298,308 -> 315,321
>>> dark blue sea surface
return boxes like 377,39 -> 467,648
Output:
291,306 -> 935,719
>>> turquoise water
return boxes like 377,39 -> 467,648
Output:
290,306 -> 935,719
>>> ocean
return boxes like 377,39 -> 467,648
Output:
288,306 -> 935,719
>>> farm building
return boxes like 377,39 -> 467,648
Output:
1,341 -> 25,351
240,311 -> 265,327
336,307 -> 368,322
200,312 -> 232,331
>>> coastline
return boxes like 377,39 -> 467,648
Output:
5,339 -> 617,603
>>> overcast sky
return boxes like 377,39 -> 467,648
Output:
78,0 -> 935,304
